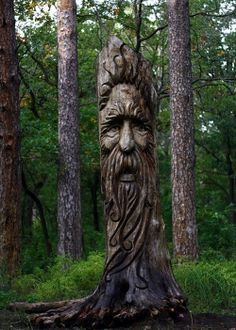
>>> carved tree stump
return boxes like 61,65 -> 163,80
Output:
10,36 -> 188,328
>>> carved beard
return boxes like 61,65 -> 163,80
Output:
101,143 -> 156,282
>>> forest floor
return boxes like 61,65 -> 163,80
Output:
1,309 -> 236,330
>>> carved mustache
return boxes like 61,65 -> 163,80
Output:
103,146 -> 143,182
115,153 -> 139,177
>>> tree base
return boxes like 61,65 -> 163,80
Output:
10,285 -> 188,329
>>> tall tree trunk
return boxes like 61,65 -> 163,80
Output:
57,0 -> 83,259
0,0 -> 21,276
167,0 -> 198,260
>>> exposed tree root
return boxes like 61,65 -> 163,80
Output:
9,286 -> 188,329
9,299 -> 83,313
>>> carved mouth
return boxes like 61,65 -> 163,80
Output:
120,174 -> 135,182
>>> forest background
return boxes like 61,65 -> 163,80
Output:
1,0 -> 236,317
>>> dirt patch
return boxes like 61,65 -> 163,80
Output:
115,314 -> 236,329
0,309 -> 236,329
0,309 -> 30,329
189,313 -> 236,329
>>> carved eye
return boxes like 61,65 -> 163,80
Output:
111,125 -> 120,131
138,125 -> 147,132
133,123 -> 147,133
108,125 -> 120,134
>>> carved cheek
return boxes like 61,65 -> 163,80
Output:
134,133 -> 148,150
102,133 -> 120,151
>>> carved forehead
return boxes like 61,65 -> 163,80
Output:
108,84 -> 143,104
101,84 -> 150,121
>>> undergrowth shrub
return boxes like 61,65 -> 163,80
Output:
174,261 -> 236,314
0,270 -> 18,308
14,252 -> 105,302
21,219 -> 57,274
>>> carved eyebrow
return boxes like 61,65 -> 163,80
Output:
104,101 -> 150,123
132,105 -> 148,122
101,114 -> 122,135
101,103 -> 152,136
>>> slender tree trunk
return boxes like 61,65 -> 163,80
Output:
133,0 -> 143,53
57,0 -> 83,259
23,194 -> 33,242
0,0 -> 21,275
22,178 -> 46,243
167,0 -> 198,260
22,172 -> 52,257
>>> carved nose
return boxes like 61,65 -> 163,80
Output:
119,120 -> 135,153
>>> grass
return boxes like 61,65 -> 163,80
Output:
174,261 -> 236,315
0,253 -> 235,316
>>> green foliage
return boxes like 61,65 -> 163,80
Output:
0,271 -> 18,309
13,253 -> 104,303
174,261 -> 236,314
21,219 -> 56,274
198,211 -> 236,259
12,274 -> 39,298
83,224 -> 105,256
0,291 -> 18,310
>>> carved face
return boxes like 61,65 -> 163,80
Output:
100,84 -> 154,184
99,84 -> 156,281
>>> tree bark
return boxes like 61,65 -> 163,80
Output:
133,0 -> 143,53
0,0 -> 21,276
167,0 -> 198,260
57,0 -> 83,259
